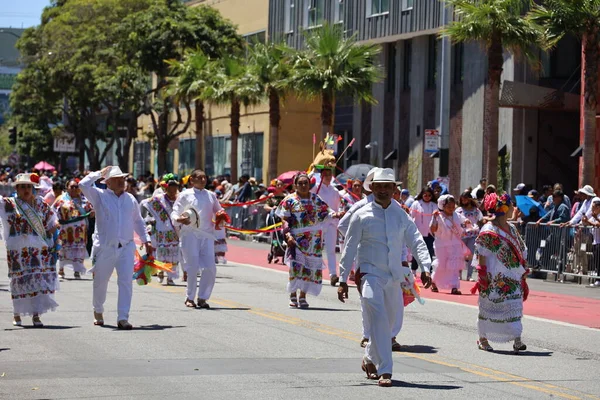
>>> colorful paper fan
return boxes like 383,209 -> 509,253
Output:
215,209 -> 231,230
132,251 -> 174,286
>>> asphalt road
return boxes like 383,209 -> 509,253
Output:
1,240 -> 600,400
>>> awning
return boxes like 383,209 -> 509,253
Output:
500,81 -> 579,112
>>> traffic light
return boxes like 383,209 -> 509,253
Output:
8,126 -> 17,146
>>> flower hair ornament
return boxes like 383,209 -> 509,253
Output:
483,193 -> 511,216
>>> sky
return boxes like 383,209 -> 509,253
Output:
0,0 -> 50,29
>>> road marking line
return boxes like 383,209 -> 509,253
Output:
147,277 -> 596,399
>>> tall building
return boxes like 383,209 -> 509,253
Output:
0,28 -> 24,126
268,0 -> 581,194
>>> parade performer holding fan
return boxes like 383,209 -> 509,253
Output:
276,172 -> 342,308
337,168 -> 432,387
80,166 -> 153,330
0,173 -> 60,327
171,169 -> 225,309
54,179 -> 94,279
142,174 -> 180,285
472,193 -> 529,354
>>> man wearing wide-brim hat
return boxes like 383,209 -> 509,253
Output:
80,166 -> 153,330
561,184 -> 596,228
337,168 -> 433,387
0,173 -> 60,327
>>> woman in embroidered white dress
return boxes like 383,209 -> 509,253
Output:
276,172 -> 341,309
0,173 -> 60,327
472,193 -> 528,354
430,195 -> 470,295
410,187 -> 437,286
54,180 -> 93,279
142,176 -> 180,285
456,190 -> 484,281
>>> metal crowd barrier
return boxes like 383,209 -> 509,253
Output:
0,184 -> 13,197
225,204 -> 270,241
524,222 -> 599,281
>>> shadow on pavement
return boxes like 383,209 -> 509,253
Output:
209,307 -> 251,311
493,350 -> 553,357
0,348 -> 10,352
4,326 -> 80,331
61,278 -> 93,282
104,324 -> 185,331
393,381 -> 462,390
398,345 -> 438,354
297,307 -> 357,312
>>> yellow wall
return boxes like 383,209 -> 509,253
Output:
134,0 -> 322,180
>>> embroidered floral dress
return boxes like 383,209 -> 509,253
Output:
0,196 -> 59,316
142,194 -> 180,276
339,191 -> 365,212
473,222 -> 527,343
54,194 -> 93,273
276,193 -> 334,296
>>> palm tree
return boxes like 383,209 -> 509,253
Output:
204,57 -> 263,182
530,0 -> 600,186
167,50 -> 212,172
441,0 -> 541,186
247,42 -> 290,181
289,23 -> 382,139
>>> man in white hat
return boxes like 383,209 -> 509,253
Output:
338,168 -> 431,350
171,169 -> 224,309
80,166 -> 153,330
562,185 -> 596,227
337,168 -> 432,387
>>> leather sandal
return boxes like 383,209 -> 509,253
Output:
185,299 -> 197,308
513,338 -> 527,354
12,315 -> 21,327
197,299 -> 210,309
289,294 -> 298,308
361,358 -> 378,380
117,320 -> 133,330
477,338 -> 494,352
330,275 -> 339,286
32,315 -> 43,328
391,337 -> 402,351
451,288 -> 462,295
378,374 -> 393,387
298,298 -> 309,309
182,271 -> 188,282
93,312 -> 104,326
431,283 -> 439,293
360,337 -> 369,348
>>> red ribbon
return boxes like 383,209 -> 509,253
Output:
470,265 -> 489,295
522,268 -> 530,302
221,196 -> 271,208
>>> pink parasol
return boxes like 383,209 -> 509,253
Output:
34,161 -> 56,171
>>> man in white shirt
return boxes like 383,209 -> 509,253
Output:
311,166 -> 343,285
563,185 -> 596,227
471,177 -> 487,198
171,169 -> 223,309
80,166 -> 153,330
337,168 -> 432,387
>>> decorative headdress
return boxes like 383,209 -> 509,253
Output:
483,193 -> 512,216
311,134 -> 337,171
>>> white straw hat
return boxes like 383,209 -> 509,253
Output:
578,185 -> 596,197
100,166 -> 129,183
12,173 -> 41,188
363,168 -> 400,191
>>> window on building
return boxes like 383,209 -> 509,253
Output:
335,0 -> 345,22
403,40 -> 412,90
306,0 -> 324,28
284,0 -> 294,32
402,0 -> 414,11
133,141 -> 151,178
452,43 -> 464,84
178,138 -> 196,176
245,31 -> 266,45
369,0 -> 390,15
427,36 -> 438,89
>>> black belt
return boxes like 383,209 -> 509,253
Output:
118,243 -> 122,248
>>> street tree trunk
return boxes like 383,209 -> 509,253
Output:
230,97 -> 241,182
157,139 -> 168,176
582,32 -> 598,187
194,99 -> 205,169
268,87 -> 280,182
321,90 -> 334,139
483,35 -> 503,187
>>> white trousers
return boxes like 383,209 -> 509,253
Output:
92,242 -> 135,322
362,296 -> 403,339
322,224 -> 338,277
180,235 -> 217,301
59,259 -> 86,274
361,274 -> 403,376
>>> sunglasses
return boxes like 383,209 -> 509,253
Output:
69,185 -> 79,189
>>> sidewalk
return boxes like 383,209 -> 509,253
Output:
225,239 -> 600,329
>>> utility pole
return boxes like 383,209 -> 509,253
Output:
437,1 -> 451,177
